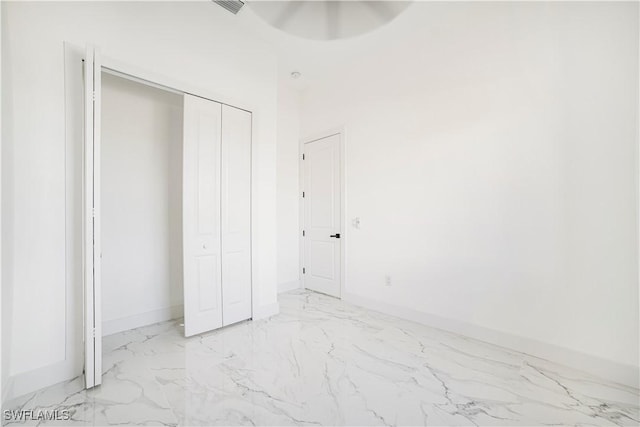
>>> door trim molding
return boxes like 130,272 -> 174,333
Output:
299,128 -> 346,299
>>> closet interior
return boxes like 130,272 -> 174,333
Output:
100,71 -> 252,342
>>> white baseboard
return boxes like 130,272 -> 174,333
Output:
252,301 -> 280,320
2,376 -> 14,408
4,360 -> 79,404
343,292 -> 639,389
278,280 -> 300,293
103,305 -> 183,337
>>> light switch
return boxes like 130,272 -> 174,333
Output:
352,217 -> 361,229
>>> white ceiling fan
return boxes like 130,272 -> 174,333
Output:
215,0 -> 411,41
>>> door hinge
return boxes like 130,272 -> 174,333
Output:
302,154 -> 305,160
302,191 -> 305,198
303,267 -> 306,274
92,328 -> 96,338
302,230 -> 305,237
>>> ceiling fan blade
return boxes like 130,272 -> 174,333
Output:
274,1 -> 305,28
361,1 -> 396,22
326,1 -> 340,39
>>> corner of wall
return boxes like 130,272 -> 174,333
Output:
252,301 -> 280,321
278,280 -> 300,294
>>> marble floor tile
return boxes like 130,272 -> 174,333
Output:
3,290 -> 639,426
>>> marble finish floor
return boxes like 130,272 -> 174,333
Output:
4,290 -> 639,426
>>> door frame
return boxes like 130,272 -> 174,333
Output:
80,47 -> 256,388
299,128 -> 346,298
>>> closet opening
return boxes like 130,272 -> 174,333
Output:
100,72 -> 184,337
80,48 -> 254,388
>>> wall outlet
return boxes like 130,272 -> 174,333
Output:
385,275 -> 392,286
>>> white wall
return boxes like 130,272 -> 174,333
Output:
300,2 -> 639,384
2,1 -> 278,400
277,78 -> 301,292
1,1 -> 16,403
101,73 -> 183,336
0,1 -> 7,405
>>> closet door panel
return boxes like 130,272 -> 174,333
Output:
183,94 -> 223,337
221,105 -> 252,326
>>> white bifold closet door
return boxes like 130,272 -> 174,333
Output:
220,104 -> 252,325
84,45 -> 102,389
183,94 -> 252,337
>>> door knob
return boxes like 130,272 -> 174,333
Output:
330,233 -> 341,239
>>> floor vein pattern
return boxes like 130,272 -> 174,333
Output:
4,290 -> 639,426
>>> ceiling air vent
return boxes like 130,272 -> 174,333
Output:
213,0 -> 245,15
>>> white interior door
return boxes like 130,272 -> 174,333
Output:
83,45 -> 102,388
221,105 -> 252,325
303,134 -> 342,298
183,94 -> 223,337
